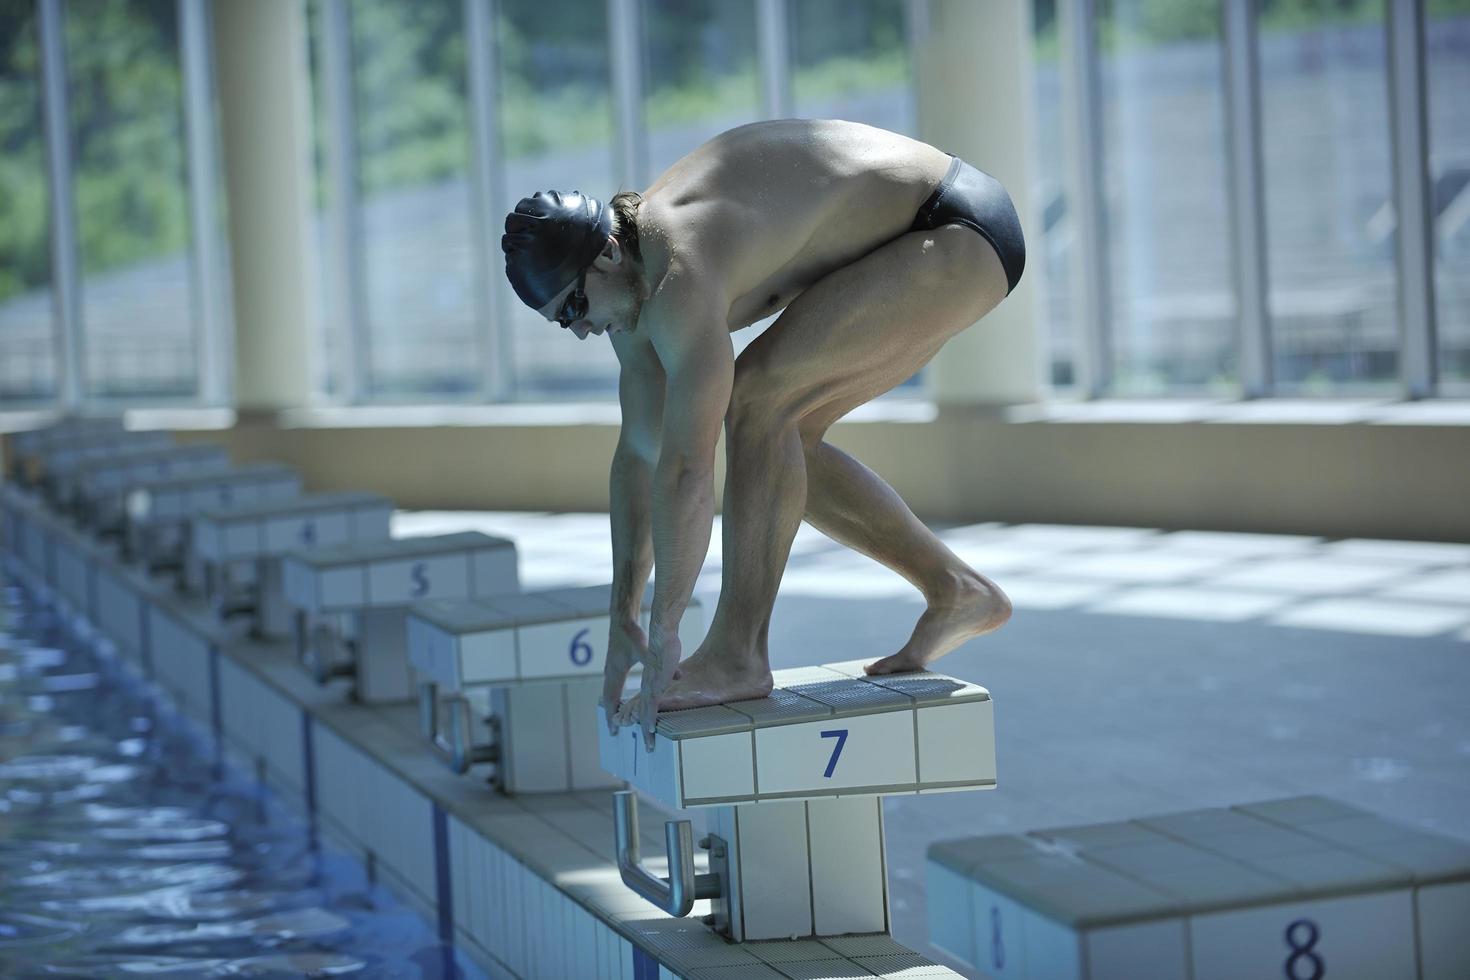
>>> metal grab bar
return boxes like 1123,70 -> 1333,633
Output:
613,791 -> 723,918
417,682 -> 498,774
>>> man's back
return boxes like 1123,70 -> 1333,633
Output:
639,119 -> 953,331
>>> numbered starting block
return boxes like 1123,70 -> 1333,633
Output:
124,463 -> 302,584
9,419 -> 156,487
602,661 -> 996,942
927,795 -> 1470,980
281,531 -> 518,702
70,443 -> 230,531
192,491 -> 393,636
405,586 -> 703,794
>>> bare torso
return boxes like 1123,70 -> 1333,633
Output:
638,119 -> 953,332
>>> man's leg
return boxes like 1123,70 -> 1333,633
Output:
800,440 -> 1010,673
656,223 -> 1011,710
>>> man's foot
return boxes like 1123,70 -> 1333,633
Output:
655,646 -> 774,711
865,575 -> 1011,675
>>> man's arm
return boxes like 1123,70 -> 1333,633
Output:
644,292 -> 734,655
608,330 -> 664,625
601,331 -> 664,727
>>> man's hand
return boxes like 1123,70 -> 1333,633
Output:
601,618 -> 648,735
614,623 -> 682,752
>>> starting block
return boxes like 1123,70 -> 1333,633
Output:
927,795 -> 1470,980
69,443 -> 230,530
9,420 -> 159,487
602,660 -> 996,942
281,531 -> 519,702
405,585 -> 703,794
123,463 -> 302,583
192,491 -> 393,636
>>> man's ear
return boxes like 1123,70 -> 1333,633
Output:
601,235 -> 623,265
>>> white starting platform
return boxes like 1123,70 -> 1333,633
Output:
600,660 -> 996,942
405,585 -> 703,794
123,463 -> 303,582
281,531 -> 519,702
69,443 -> 231,530
9,420 -> 160,487
928,795 -> 1470,980
192,490 -> 394,636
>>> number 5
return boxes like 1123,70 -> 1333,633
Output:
820,729 -> 848,778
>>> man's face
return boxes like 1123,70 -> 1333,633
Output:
534,240 -> 635,340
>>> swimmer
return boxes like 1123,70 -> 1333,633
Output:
502,120 -> 1023,750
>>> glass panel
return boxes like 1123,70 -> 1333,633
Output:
1428,0 -> 1470,392
1259,0 -> 1397,395
790,0 -> 914,135
1097,0 -> 1235,396
351,0 -> 478,400
1032,0 -> 1076,391
643,0 -> 759,182
0,0 -> 56,404
498,0 -> 619,400
67,0 -> 196,400
304,0 -> 341,399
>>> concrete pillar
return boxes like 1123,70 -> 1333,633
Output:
212,0 -> 314,412
914,0 -> 1041,406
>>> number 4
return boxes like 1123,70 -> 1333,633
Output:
820,729 -> 848,778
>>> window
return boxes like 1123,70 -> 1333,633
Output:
790,0 -> 914,135
0,0 -> 54,405
643,0 -> 760,181
1428,0 -> 1470,392
497,0 -> 619,400
1258,0 -> 1397,395
1097,0 -> 1236,396
351,0 -> 478,400
66,0 -> 196,400
1031,0 -> 1077,391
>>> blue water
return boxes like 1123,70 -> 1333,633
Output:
0,581 -> 486,979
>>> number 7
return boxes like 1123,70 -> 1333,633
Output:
820,729 -> 848,778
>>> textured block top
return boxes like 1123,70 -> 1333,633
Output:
929,795 -> 1470,928
127,462 -> 297,492
196,490 -> 393,524
286,530 -> 514,567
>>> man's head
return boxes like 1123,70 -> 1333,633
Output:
502,189 -> 645,340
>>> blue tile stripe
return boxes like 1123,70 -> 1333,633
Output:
301,712 -> 318,846
208,644 -> 222,769
432,803 -> 453,943
633,945 -> 660,980
139,602 -> 152,678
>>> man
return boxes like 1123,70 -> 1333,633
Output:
502,119 -> 1024,750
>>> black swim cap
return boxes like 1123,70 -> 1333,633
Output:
502,190 -> 613,310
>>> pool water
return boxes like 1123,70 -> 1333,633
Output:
0,582 -> 486,979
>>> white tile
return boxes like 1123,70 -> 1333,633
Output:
1321,539 -> 1470,565
567,681 -> 620,790
1204,557 -> 1415,596
1417,879 -> 1470,980
318,565 -> 363,610
368,554 -> 470,605
1155,529 -> 1323,558
807,797 -> 887,935
942,541 -> 1056,574
1059,551 -> 1237,584
1020,905 -> 1082,980
988,576 -> 1116,610
458,628 -> 517,686
755,711 -> 915,798
1086,586 -> 1292,622
518,614 -> 608,680
1269,599 -> 1470,637
495,683 -> 570,793
733,801 -> 813,940
1086,919 -> 1189,980
1189,890 -> 1416,980
1376,569 -> 1470,604
679,732 -> 755,803
926,862 -> 975,967
987,524 -> 1163,551
917,700 -> 996,786
777,563 -> 916,599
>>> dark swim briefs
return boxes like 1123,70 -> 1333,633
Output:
909,155 -> 1026,296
